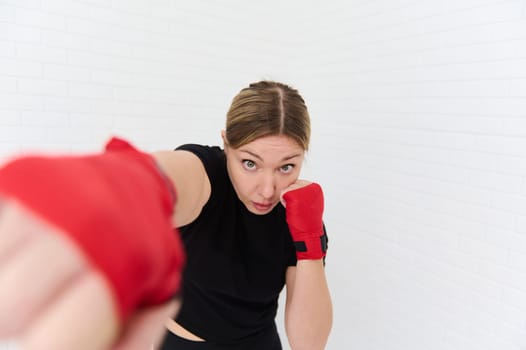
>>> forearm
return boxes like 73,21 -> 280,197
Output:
285,260 -> 332,350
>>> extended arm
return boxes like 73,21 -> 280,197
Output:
0,137 -> 209,349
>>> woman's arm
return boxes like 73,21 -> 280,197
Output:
281,181 -> 333,350
0,138 -> 200,349
284,262 -> 333,350
152,150 -> 211,227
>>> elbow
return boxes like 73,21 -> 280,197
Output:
286,319 -> 332,350
288,339 -> 329,350
287,334 -> 331,350
284,283 -> 333,350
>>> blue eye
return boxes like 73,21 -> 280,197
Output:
280,164 -> 294,173
242,160 -> 256,170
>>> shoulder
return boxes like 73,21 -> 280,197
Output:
176,143 -> 222,154
175,144 -> 226,182
152,145 -> 218,227
175,144 -> 223,164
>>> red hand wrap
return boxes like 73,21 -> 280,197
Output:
0,137 -> 185,322
282,182 -> 327,260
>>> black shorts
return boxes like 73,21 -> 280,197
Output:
158,324 -> 283,350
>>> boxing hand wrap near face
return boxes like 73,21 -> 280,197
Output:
282,182 -> 327,260
0,137 -> 185,322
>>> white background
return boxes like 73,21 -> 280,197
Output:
1,1 -> 526,349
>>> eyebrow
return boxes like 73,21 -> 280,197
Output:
240,150 -> 302,162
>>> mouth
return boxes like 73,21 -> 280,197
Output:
252,201 -> 273,212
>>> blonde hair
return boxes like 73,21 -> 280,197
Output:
225,81 -> 311,150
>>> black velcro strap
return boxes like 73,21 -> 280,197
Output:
294,241 -> 307,252
294,226 -> 329,253
320,231 -> 328,253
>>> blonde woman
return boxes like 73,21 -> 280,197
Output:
0,81 -> 332,350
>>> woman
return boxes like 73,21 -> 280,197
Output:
0,81 -> 332,350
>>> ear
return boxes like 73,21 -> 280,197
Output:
220,130 -> 228,150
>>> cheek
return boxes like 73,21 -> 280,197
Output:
230,169 -> 255,196
276,175 -> 297,192
233,178 -> 250,196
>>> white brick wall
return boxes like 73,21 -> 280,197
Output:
299,1 -> 526,349
1,1 -> 526,349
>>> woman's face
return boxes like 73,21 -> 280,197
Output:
223,133 -> 305,215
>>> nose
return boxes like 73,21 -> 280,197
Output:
258,172 -> 276,200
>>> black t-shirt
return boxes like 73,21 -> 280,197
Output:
174,144 -> 297,344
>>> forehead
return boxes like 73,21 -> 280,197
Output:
236,135 -> 304,160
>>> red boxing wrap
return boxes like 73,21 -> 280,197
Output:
282,183 -> 327,260
0,137 -> 185,322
